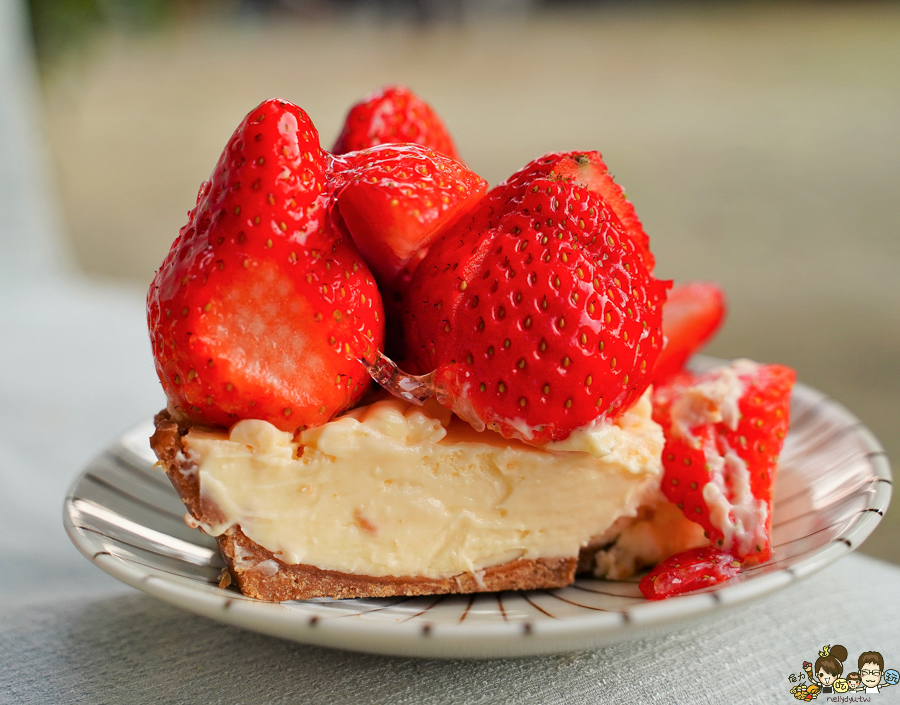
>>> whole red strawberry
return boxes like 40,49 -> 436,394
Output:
393,168 -> 669,444
148,98 -> 384,433
332,85 -> 461,162
652,360 -> 795,562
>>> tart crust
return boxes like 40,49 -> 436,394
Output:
150,410 -> 577,601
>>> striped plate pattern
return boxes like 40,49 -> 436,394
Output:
64,374 -> 891,659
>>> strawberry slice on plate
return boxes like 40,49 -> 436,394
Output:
653,282 -> 726,384
148,98 -> 384,433
652,360 -> 795,563
639,546 -> 742,600
332,85 -> 461,162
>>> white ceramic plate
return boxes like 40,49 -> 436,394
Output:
64,370 -> 891,658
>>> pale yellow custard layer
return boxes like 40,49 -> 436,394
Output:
184,390 -> 664,579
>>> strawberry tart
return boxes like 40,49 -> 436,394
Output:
148,86 -> 794,602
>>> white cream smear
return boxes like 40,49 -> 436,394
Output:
668,359 -> 768,557
184,389 -> 664,579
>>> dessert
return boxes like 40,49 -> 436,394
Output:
148,87 -> 794,602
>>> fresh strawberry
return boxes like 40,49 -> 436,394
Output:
652,361 -> 795,562
148,98 -> 384,433
374,170 -> 669,445
639,546 -> 741,600
468,152 -> 654,272
332,85 -> 461,162
331,144 -> 488,287
653,282 -> 726,384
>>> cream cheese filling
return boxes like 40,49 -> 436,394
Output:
184,389 -> 664,579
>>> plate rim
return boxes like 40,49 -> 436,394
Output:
63,375 -> 893,658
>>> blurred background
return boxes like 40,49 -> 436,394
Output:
20,0 -> 900,562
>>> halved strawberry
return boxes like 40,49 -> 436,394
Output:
368,170 -> 669,444
652,360 -> 795,562
330,144 -> 488,287
653,282 -> 726,384
639,546 -> 741,600
148,99 -> 384,433
332,85 -> 461,162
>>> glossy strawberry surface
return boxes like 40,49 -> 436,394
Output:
473,152 -> 654,272
148,99 -> 384,432
652,361 -> 795,562
332,85 -> 461,162
639,546 -> 741,600
403,172 -> 669,444
332,144 -> 487,287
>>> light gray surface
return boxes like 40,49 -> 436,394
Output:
2,2 -> 899,702
0,281 -> 163,600
2,555 -> 900,704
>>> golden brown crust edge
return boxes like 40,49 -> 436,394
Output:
149,410 -> 578,601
